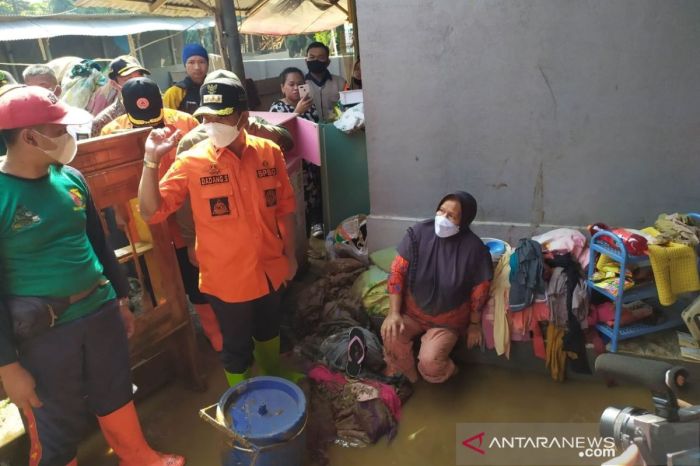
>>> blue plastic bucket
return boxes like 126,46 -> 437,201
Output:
481,237 -> 510,262
215,376 -> 307,466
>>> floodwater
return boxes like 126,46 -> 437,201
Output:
66,346 -> 659,466
326,365 -> 651,466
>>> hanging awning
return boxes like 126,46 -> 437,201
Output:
72,0 -> 348,35
0,15 -> 216,41
239,0 -> 348,35
73,0 -> 258,18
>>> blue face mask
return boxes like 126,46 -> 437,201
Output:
434,214 -> 459,238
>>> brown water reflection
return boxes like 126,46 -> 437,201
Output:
327,364 -> 650,466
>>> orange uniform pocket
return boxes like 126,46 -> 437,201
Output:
199,184 -> 237,220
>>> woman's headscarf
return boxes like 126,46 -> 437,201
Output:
397,191 -> 493,315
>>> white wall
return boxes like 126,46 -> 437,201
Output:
358,0 -> 700,250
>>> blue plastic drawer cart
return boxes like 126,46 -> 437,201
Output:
587,230 -> 685,352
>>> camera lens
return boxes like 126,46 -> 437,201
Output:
600,406 -> 649,449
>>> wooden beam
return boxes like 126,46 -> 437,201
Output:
37,38 -> 48,62
329,0 -> 348,17
127,34 -> 138,57
148,0 -> 168,13
44,37 -> 54,61
168,35 -> 177,65
136,33 -> 145,64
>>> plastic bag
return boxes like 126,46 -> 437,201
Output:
333,103 -> 365,134
61,60 -> 107,110
326,214 -> 369,264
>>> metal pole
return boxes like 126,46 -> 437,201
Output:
219,0 -> 246,81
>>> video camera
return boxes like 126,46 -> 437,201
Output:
595,354 -> 700,465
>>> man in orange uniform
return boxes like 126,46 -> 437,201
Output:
102,77 -> 223,351
138,70 -> 297,386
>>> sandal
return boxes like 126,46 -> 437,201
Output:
346,327 -> 366,378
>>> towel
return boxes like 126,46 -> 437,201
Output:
490,250 -> 512,358
643,227 -> 700,306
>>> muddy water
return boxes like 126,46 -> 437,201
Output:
327,365 -> 650,466
71,359 -> 652,466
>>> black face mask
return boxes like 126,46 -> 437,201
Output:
307,60 -> 329,74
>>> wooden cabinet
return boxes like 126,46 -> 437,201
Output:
72,129 -> 205,395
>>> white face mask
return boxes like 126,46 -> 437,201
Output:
204,121 -> 240,148
434,214 -> 460,238
32,130 -> 77,165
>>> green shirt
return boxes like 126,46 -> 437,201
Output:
0,165 -> 115,324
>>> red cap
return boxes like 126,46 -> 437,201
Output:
0,85 -> 92,130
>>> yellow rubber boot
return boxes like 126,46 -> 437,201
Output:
253,336 -> 305,383
224,368 -> 251,387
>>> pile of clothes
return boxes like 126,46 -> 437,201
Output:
483,216 -> 700,381
501,232 -> 591,382
293,258 -> 412,466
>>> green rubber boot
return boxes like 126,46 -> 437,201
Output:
225,368 -> 251,387
253,336 -> 305,383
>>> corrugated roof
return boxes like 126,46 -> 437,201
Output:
0,15 -> 215,41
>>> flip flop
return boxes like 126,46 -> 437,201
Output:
346,327 -> 366,378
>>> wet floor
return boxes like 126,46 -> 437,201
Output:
326,365 -> 651,466
68,343 -> 659,466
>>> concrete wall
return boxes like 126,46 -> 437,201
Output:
357,0 -> 700,250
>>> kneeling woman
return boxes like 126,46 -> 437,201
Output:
381,192 -> 493,383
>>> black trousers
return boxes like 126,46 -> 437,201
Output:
174,246 -> 207,304
19,300 -> 132,466
206,287 -> 283,373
